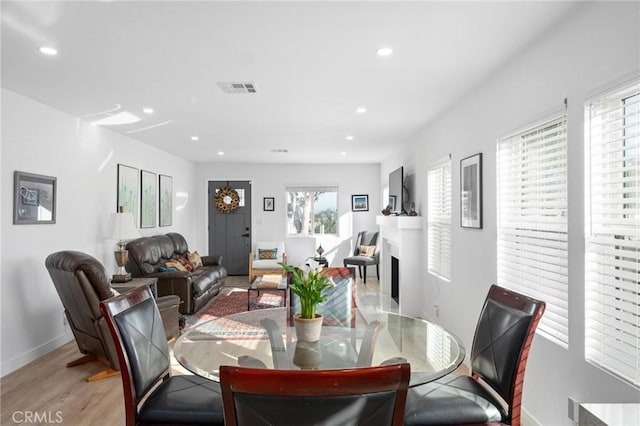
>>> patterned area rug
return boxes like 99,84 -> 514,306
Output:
184,286 -> 285,327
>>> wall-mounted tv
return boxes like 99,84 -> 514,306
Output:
388,166 -> 405,214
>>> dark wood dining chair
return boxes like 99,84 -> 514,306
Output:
220,363 -> 411,426
100,285 -> 224,426
404,284 -> 545,426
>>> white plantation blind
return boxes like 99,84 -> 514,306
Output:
497,115 -> 569,347
585,80 -> 640,387
428,158 -> 451,281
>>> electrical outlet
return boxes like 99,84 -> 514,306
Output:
62,312 -> 67,327
568,396 -> 580,422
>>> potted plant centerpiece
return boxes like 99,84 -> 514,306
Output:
279,260 -> 334,342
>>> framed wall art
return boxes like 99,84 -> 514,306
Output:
140,170 -> 157,228
460,153 -> 482,229
117,164 -> 139,226
263,197 -> 275,211
13,171 -> 57,225
351,194 -> 369,212
159,174 -> 173,227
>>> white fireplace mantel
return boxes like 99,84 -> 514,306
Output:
376,215 -> 423,317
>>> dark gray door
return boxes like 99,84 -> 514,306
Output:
208,181 -> 252,275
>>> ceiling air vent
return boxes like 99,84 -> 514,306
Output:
271,149 -> 288,153
217,82 -> 257,94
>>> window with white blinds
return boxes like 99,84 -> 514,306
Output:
427,158 -> 451,281
585,80 -> 639,387
497,115 -> 569,348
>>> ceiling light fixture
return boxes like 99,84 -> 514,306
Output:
91,111 -> 140,126
218,151 -> 224,156
142,108 -> 154,114
39,46 -> 58,56
346,135 -> 354,141
376,47 -> 393,57
191,136 -> 199,141
340,152 -> 347,156
356,107 -> 367,114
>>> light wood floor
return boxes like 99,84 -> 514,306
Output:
1,276 -> 465,425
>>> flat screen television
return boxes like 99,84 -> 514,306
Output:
388,166 -> 405,214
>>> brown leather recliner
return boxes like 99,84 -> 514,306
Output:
45,250 -> 181,382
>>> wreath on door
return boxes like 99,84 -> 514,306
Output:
215,186 -> 240,213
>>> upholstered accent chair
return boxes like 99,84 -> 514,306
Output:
343,231 -> 379,283
220,363 -> 411,426
45,250 -> 180,382
100,285 -> 224,426
248,241 -> 287,282
404,284 -> 545,426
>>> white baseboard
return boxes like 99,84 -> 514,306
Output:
1,334 -> 72,377
522,406 -> 542,426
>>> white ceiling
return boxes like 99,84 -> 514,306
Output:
1,1 -> 580,164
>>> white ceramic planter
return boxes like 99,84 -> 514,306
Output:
293,313 -> 323,342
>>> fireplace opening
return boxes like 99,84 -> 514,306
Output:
391,256 -> 399,303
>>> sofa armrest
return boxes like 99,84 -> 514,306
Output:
202,254 -> 222,266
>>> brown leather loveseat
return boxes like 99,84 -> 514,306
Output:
125,232 -> 227,314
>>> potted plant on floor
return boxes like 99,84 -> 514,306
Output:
279,260 -> 334,342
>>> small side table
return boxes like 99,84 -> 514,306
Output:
111,277 -> 158,298
308,256 -> 328,267
247,275 -> 288,310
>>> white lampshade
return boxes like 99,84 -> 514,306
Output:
107,211 -> 140,243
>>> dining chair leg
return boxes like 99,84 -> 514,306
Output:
363,266 -> 367,284
376,265 -> 379,280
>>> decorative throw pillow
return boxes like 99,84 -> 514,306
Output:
358,245 -> 376,257
258,248 -> 278,260
165,260 -> 187,272
158,266 -> 178,272
177,257 -> 193,271
187,251 -> 203,269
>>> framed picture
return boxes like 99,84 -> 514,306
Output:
13,171 -> 56,224
159,174 -> 173,227
351,194 -> 369,212
263,197 -> 275,211
117,164 -> 139,226
461,153 -> 482,229
140,170 -> 157,228
388,195 -> 397,211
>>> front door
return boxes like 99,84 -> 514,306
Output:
208,180 -> 252,275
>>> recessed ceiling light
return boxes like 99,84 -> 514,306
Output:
39,46 -> 58,56
376,47 -> 393,57
191,136 -> 199,141
142,107 -> 154,114
356,107 -> 367,114
218,151 -> 224,156
340,152 -> 347,156
346,135 -> 354,141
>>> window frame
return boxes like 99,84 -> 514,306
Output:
285,186 -> 339,236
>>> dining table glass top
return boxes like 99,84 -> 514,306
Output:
174,307 -> 465,387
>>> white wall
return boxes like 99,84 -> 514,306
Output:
194,163 -> 380,268
380,3 -> 640,425
0,89 -> 198,376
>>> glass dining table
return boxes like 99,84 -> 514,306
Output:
174,307 -> 465,387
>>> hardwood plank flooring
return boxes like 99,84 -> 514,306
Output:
1,275 -> 466,425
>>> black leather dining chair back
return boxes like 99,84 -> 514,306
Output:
404,284 -> 545,426
220,363 -> 411,426
100,286 -> 224,426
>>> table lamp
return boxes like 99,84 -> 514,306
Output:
107,206 -> 140,282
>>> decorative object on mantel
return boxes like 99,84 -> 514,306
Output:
107,206 -> 140,282
159,174 -> 173,227
408,202 -> 418,216
279,260 -> 334,342
215,185 -> 240,213
316,244 -> 325,258
13,171 -> 57,225
381,205 -> 392,216
460,153 -> 483,229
